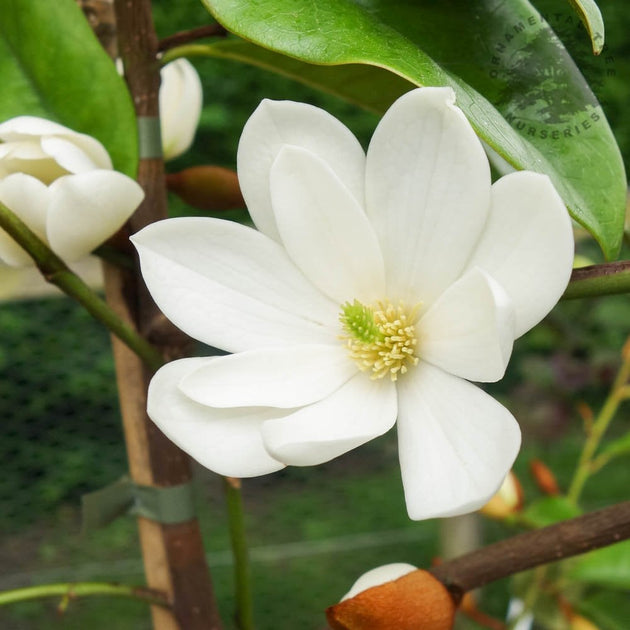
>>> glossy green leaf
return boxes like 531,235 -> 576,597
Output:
200,0 -> 626,259
567,539 -> 630,589
522,496 -> 581,528
577,591 -> 630,630
172,40 -> 414,114
0,0 -> 137,176
567,0 -> 605,54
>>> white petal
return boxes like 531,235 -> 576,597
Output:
397,363 -> 521,520
41,136 -> 103,173
418,267 -> 515,383
0,140 -> 48,160
341,563 -> 418,601
56,132 -> 112,170
148,357 -> 285,477
160,59 -> 203,161
0,116 -> 112,170
0,173 -> 50,266
270,146 -> 385,303
0,141 -> 68,183
237,99 -> 366,241
0,115 -> 77,140
131,217 -> 340,352
507,599 -> 534,630
180,344 -> 356,409
261,372 -> 397,466
46,171 -> 143,261
365,87 -> 491,306
466,171 -> 574,338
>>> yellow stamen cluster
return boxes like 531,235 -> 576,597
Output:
340,299 -> 420,381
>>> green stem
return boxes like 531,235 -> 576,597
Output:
0,582 -> 169,608
0,201 -> 164,372
562,261 -> 630,300
567,339 -> 630,503
160,43 -> 217,65
223,477 -> 254,630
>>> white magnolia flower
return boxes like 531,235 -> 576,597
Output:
159,58 -> 203,161
0,116 -> 143,266
132,88 -> 573,520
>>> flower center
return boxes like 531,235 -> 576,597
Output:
339,299 -> 421,381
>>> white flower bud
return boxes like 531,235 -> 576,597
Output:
159,59 -> 203,161
0,117 -> 143,266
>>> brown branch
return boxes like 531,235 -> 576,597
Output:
107,1 -> 223,628
157,24 -> 227,53
430,501 -> 630,603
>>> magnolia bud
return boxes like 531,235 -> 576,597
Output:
166,165 -> 244,212
480,471 -> 523,519
159,59 -> 203,161
326,565 -> 456,630
0,117 -> 143,266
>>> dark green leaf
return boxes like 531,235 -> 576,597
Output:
0,0 -> 137,176
577,590 -> 630,630
567,539 -> 630,589
567,0 -> 605,54
522,496 -> 581,527
182,39 -> 414,114
200,0 -> 626,259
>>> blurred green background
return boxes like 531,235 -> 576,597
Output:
1,0 -> 628,628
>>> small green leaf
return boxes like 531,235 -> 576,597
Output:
598,432 -> 630,462
522,496 -> 581,527
567,539 -> 630,589
0,0 -> 137,176
200,0 -> 626,259
567,0 -> 605,54
577,590 -> 630,630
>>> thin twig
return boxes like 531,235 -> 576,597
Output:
430,501 -> 630,602
158,24 -> 227,53
0,200 -> 164,372
563,260 -> 630,299
0,582 -> 170,609
567,336 -> 630,502
223,477 -> 255,630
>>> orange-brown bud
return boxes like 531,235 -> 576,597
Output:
530,459 -> 560,495
480,471 -> 524,519
326,569 -> 456,630
458,592 -> 476,615
166,165 -> 244,211
576,401 -> 594,425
